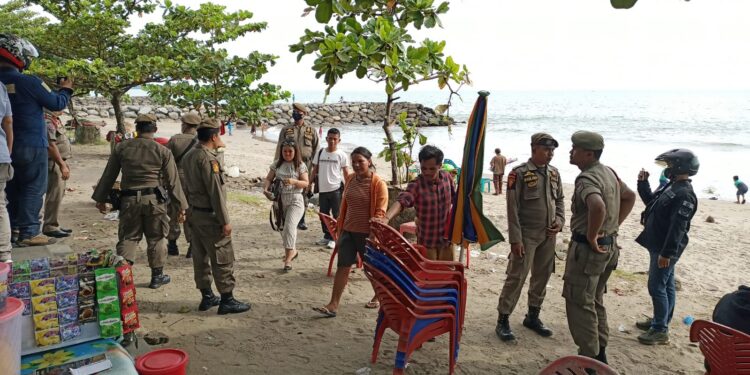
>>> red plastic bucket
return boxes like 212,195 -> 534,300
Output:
135,348 -> 189,375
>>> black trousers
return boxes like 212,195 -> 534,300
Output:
318,190 -> 342,240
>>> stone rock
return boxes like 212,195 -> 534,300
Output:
126,105 -> 140,112
705,216 -> 715,223
87,110 -> 100,117
280,104 -> 291,112
155,113 -> 167,119
123,111 -> 137,118
168,112 -> 180,120
138,106 -> 153,115
144,331 -> 169,345
108,108 -> 115,115
273,108 -> 283,114
156,107 -> 168,114
99,111 -> 110,118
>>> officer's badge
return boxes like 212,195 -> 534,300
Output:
507,171 -> 517,190
211,160 -> 220,174
523,171 -> 538,188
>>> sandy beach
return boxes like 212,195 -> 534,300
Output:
47,118 -> 748,374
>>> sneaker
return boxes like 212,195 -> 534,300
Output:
315,238 -> 330,246
635,318 -> 652,331
18,234 -> 56,247
0,252 -> 11,263
327,241 -> 336,249
638,328 -> 670,345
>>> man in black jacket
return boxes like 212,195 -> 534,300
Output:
634,149 -> 699,345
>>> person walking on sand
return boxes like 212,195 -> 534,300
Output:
733,175 -> 747,204
310,128 -> 349,249
490,148 -> 508,195
634,149 -> 698,345
263,139 -> 309,271
313,147 -> 387,317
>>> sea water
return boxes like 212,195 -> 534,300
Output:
280,89 -> 750,200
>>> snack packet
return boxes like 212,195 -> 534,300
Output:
35,328 -> 61,346
33,311 -> 60,330
31,294 -> 58,314
30,278 -> 56,297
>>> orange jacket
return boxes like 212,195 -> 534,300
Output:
336,172 -> 388,236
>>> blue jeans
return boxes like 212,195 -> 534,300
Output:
647,251 -> 678,332
6,146 -> 48,239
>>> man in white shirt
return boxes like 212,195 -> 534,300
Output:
310,128 -> 349,248
0,83 -> 14,262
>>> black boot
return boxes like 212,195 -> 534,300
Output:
167,240 -> 179,256
523,306 -> 553,337
495,314 -> 516,341
148,267 -> 171,289
595,346 -> 608,364
185,245 -> 192,259
217,292 -> 251,315
198,289 -> 221,311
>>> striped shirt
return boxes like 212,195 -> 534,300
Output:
342,175 -> 372,234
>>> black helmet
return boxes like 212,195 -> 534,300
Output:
0,33 -> 38,71
655,148 -> 699,177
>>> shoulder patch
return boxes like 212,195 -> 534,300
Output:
507,170 -> 517,190
5,83 -> 15,94
41,82 -> 52,92
211,160 -> 220,174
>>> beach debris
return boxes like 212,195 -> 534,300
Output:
227,166 -> 241,178
470,250 -> 480,258
355,367 -> 372,375
177,305 -> 191,313
144,331 -> 169,345
617,324 -> 631,334
705,216 -> 715,223
104,211 -> 119,221
683,315 -> 695,325
486,252 -> 499,261
675,278 -> 682,291
73,236 -> 89,241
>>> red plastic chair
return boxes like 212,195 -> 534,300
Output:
364,265 -> 457,375
538,355 -> 619,375
689,319 -> 750,375
319,212 -> 362,277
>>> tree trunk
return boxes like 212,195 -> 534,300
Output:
111,92 -> 125,134
67,97 -> 82,127
75,125 -> 101,144
383,95 -> 399,185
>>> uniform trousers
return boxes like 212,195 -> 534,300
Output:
188,209 -> 236,293
497,235 -> 556,315
117,194 -> 169,268
43,161 -> 66,233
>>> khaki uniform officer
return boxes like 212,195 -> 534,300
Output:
496,133 -> 565,342
182,118 -> 251,314
276,103 -> 318,230
165,112 -> 201,257
92,113 -> 188,289
43,110 -> 73,238
563,131 -> 636,364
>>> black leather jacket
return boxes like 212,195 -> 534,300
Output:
635,179 -> 697,259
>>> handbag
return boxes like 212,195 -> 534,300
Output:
312,148 -> 324,194
269,178 -> 285,231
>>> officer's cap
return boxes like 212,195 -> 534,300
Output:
135,113 -> 157,124
292,103 -> 308,114
571,131 -> 604,151
197,118 -> 221,130
181,112 -> 201,126
531,133 -> 558,148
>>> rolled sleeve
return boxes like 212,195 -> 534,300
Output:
397,181 -> 419,208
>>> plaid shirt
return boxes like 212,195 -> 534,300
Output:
397,170 -> 456,248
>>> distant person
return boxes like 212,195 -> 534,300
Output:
250,122 -> 257,136
310,128 -> 349,249
318,125 -> 323,138
42,109 -> 72,239
634,149 -> 699,346
339,96 -> 344,103
0,33 -> 73,246
313,147 -> 387,317
226,115 -> 234,136
733,175 -> 747,204
489,148 -> 508,195
378,145 -> 456,261
0,82 -> 13,262
263,139 -> 309,271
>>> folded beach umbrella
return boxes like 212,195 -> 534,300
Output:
449,91 -> 504,252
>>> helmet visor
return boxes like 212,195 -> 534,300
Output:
655,160 -> 670,168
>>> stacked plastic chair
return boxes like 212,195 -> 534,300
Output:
318,212 -> 363,277
364,221 -> 466,374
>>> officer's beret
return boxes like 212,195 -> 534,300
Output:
292,103 -> 308,114
197,118 -> 221,130
571,131 -> 604,151
135,113 -> 157,123
181,112 -> 201,126
531,133 -> 559,148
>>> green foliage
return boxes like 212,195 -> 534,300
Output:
377,112 -> 428,184
290,0 -> 470,183
0,0 -> 50,40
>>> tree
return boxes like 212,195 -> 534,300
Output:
0,0 -> 50,39
27,0 -> 279,133
290,0 -> 470,184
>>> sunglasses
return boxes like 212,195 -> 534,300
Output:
281,140 -> 296,146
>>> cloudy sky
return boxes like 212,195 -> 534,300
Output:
145,0 -> 750,91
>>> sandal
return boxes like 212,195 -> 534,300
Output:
312,306 -> 337,318
283,251 -> 299,272
365,300 -> 380,309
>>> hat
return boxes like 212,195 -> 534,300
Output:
181,112 -> 201,126
135,113 -> 157,123
292,103 -> 308,114
571,131 -> 604,151
531,133 -> 559,148
197,118 -> 221,130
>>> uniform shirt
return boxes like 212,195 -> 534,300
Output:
166,130 -> 197,171
342,175 -> 372,234
635,179 -> 697,259
312,148 -> 348,193
275,123 -> 319,162
45,113 -> 72,160
182,144 -> 230,226
506,160 -> 565,243
570,161 -> 622,237
0,83 -> 11,163
491,154 -> 507,175
397,170 -> 456,248
0,67 -> 71,148
91,136 -> 187,210
270,161 -> 308,195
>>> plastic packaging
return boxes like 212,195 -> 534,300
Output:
0,297 -> 24,374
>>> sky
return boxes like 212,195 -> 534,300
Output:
137,0 -> 750,92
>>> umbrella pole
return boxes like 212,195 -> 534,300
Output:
458,240 -> 470,268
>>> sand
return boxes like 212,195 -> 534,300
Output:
46,117 -> 748,374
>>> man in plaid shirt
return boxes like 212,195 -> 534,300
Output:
380,145 -> 457,260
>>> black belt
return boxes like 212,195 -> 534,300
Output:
120,188 -> 158,197
572,233 -> 614,246
191,206 -> 214,213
